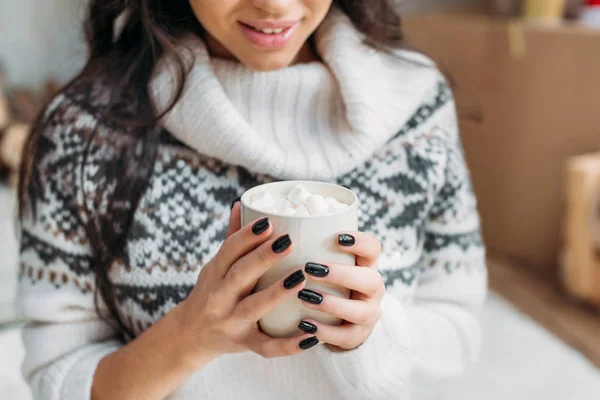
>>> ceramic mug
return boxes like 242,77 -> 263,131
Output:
241,181 -> 358,338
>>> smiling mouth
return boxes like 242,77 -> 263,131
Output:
239,21 -> 297,34
244,25 -> 287,35
237,20 -> 300,49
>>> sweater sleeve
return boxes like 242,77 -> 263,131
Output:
316,98 -> 488,400
15,95 -> 122,400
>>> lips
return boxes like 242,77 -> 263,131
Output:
238,20 -> 299,49
240,20 -> 298,30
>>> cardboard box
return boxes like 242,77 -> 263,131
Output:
404,13 -> 600,279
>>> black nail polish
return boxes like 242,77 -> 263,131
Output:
299,336 -> 319,350
298,289 -> 323,305
272,235 -> 292,254
338,234 -> 356,247
231,196 -> 241,210
305,262 -> 329,277
298,321 -> 318,334
252,218 -> 270,235
283,270 -> 305,290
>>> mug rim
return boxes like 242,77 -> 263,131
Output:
240,180 -> 358,219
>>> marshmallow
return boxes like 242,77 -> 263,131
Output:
295,204 -> 310,217
325,196 -> 348,212
251,186 -> 349,216
287,184 -> 312,206
251,192 -> 275,211
325,197 -> 339,207
276,198 -> 297,216
306,195 -> 329,215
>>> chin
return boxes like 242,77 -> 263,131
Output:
240,52 -> 298,72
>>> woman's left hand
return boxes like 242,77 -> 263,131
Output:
298,232 -> 385,350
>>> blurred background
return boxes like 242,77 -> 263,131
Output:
1,0 -> 600,399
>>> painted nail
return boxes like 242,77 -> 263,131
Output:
298,289 -> 323,305
231,196 -> 241,210
252,218 -> 270,235
272,235 -> 292,254
299,336 -> 319,350
305,262 -> 329,277
283,270 -> 305,290
338,234 -> 356,247
298,321 -> 318,334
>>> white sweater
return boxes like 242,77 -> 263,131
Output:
16,7 -> 487,400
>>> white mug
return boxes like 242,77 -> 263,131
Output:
241,181 -> 359,338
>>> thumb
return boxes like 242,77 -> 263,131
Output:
226,201 -> 242,239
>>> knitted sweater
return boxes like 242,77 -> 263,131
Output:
16,8 -> 487,400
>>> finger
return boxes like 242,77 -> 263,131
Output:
299,291 -> 380,326
336,232 -> 382,268
223,234 -> 294,296
234,268 -> 306,322
213,216 -> 274,278
225,201 -> 242,239
247,331 -> 318,358
304,262 -> 384,298
298,319 -> 368,350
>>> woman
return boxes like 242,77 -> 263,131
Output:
16,1 -> 487,399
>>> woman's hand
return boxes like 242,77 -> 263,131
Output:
173,202 -> 317,369
297,232 -> 385,350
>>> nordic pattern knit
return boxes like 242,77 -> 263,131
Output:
16,10 -> 487,399
17,78 -> 487,400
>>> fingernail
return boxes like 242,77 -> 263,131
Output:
252,218 -> 269,235
299,336 -> 319,350
298,289 -> 323,305
231,196 -> 241,210
283,270 -> 305,290
298,321 -> 318,334
305,262 -> 329,277
272,235 -> 292,254
338,234 -> 356,247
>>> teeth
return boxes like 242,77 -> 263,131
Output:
254,27 -> 285,34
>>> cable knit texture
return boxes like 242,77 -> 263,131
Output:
16,6 -> 487,400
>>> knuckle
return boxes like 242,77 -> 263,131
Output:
338,335 -> 355,350
205,304 -> 225,321
376,285 -> 386,299
284,341 -> 300,356
270,282 -> 287,302
355,312 -> 371,326
372,306 -> 382,324
257,246 -> 272,266
226,265 -> 245,287
205,292 -> 223,314
372,273 -> 385,296
234,302 -> 254,322
230,334 -> 247,350
353,305 -> 376,326
257,346 -> 273,359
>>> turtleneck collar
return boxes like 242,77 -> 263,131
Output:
151,6 -> 441,180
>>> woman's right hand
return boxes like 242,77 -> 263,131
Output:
92,202 -> 313,400
173,201 -> 315,368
